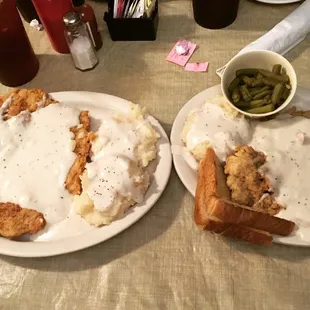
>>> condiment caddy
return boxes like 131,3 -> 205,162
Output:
104,0 -> 159,41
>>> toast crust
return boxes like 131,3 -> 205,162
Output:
202,216 -> 273,245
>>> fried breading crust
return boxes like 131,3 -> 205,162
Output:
225,146 -> 283,216
0,203 -> 46,238
65,111 -> 95,195
0,88 -> 57,119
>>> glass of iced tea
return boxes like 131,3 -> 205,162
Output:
0,0 -> 39,87
192,0 -> 240,29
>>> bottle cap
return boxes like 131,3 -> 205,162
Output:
72,0 -> 85,6
63,11 -> 81,27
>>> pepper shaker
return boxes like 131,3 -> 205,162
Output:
63,11 -> 99,71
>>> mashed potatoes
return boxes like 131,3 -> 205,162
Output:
74,104 -> 159,226
181,97 -> 251,164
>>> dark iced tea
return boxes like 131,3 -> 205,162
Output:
0,0 -> 39,87
192,0 -> 240,29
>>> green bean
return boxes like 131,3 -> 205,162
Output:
239,85 -> 252,102
258,69 -> 289,82
264,94 -> 271,102
247,104 -> 275,114
263,78 -> 278,87
229,67 -> 292,109
234,101 -> 250,109
228,77 -> 241,93
249,86 -> 270,96
242,76 -> 254,86
250,99 -> 269,108
232,87 -> 241,103
272,64 -> 282,75
236,68 -> 259,77
282,87 -> 290,101
271,83 -> 285,105
249,87 -> 263,96
251,79 -> 264,87
253,90 -> 272,100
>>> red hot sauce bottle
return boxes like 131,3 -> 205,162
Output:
32,0 -> 73,54
0,0 -> 39,87
72,0 -> 103,51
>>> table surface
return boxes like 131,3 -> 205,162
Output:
1,0 -> 310,309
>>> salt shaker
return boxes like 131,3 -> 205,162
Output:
63,11 -> 98,71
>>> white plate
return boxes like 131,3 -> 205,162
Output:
256,0 -> 301,4
171,84 -> 310,247
0,91 -> 172,257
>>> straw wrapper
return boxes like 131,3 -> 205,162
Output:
217,0 -> 310,77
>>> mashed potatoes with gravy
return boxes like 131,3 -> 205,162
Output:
181,97 -> 251,163
74,104 -> 159,226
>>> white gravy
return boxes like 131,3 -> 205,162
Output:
0,102 -> 80,225
250,115 -> 310,240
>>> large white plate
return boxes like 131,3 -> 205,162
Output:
0,92 -> 172,257
171,84 -> 310,247
256,0 -> 301,4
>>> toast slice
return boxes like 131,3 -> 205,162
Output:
195,148 -> 295,239
195,153 -> 273,245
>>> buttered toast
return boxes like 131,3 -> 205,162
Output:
194,148 -> 295,245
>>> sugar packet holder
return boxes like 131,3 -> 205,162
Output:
104,0 -> 159,41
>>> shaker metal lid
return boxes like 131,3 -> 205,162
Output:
63,11 -> 81,26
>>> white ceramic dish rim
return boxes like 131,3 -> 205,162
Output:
256,0 -> 301,4
221,50 -> 297,118
0,91 -> 172,257
171,84 -> 310,247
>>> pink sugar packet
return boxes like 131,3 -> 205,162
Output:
185,62 -> 209,72
166,40 -> 197,67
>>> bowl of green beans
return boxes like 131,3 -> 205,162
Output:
221,50 -> 297,118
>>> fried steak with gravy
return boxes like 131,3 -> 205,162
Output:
225,146 -> 283,216
0,89 -> 93,238
0,88 -> 57,119
0,203 -> 46,238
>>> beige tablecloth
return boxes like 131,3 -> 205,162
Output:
1,0 -> 310,309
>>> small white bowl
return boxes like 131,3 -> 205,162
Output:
221,50 -> 297,118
